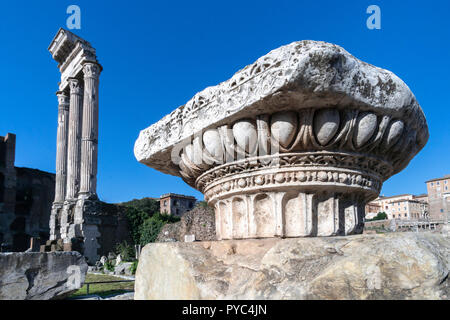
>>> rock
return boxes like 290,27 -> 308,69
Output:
108,252 -> 116,260
0,251 -> 88,300
88,266 -> 98,272
115,254 -> 122,266
135,233 -> 449,300
114,262 -> 134,276
99,255 -> 107,265
104,292 -> 134,300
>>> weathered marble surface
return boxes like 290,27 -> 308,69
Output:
49,29 -> 103,260
135,232 -> 449,300
0,252 -> 87,300
134,40 -> 427,176
134,40 -> 428,240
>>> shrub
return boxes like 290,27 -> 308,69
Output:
139,213 -> 180,245
196,201 -> 209,209
115,241 -> 135,262
120,197 -> 182,246
104,260 -> 114,272
366,212 -> 388,222
130,260 -> 138,275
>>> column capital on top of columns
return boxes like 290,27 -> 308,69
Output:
68,77 -> 83,95
56,90 -> 70,107
82,61 -> 102,79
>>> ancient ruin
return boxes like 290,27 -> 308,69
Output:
48,28 -> 102,263
0,133 -> 55,251
135,41 -> 429,240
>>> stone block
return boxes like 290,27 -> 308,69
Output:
135,233 -> 449,300
114,262 -> 134,276
0,251 -> 88,300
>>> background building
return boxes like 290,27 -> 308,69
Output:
426,175 -> 450,221
160,193 -> 196,217
0,133 -> 55,251
365,202 -> 382,219
388,199 -> 428,220
366,194 -> 429,220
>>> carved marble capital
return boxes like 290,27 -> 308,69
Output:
68,78 -> 83,95
82,62 -> 101,79
56,91 -> 69,110
134,40 -> 429,240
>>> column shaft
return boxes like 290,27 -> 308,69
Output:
66,78 -> 83,201
54,92 -> 70,203
79,62 -> 101,198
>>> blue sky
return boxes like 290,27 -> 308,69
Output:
0,0 -> 449,202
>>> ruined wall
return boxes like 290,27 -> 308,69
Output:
13,168 -> 55,251
0,167 -> 55,252
95,202 -> 132,258
157,205 -> 216,242
0,133 -> 56,252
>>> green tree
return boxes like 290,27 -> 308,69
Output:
115,241 -> 135,262
121,197 -> 160,213
120,197 -> 181,246
367,211 -> 388,222
121,198 -> 161,244
139,213 -> 180,245
123,206 -> 149,244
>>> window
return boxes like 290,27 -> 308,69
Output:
405,214 -> 407,217
164,200 -> 167,206
431,183 -> 434,186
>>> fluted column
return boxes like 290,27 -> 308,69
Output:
79,62 -> 101,199
54,91 -> 70,204
66,78 -> 83,201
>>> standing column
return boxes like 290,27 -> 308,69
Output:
79,62 -> 101,199
54,91 -> 70,204
50,91 -> 70,240
65,78 -> 83,201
